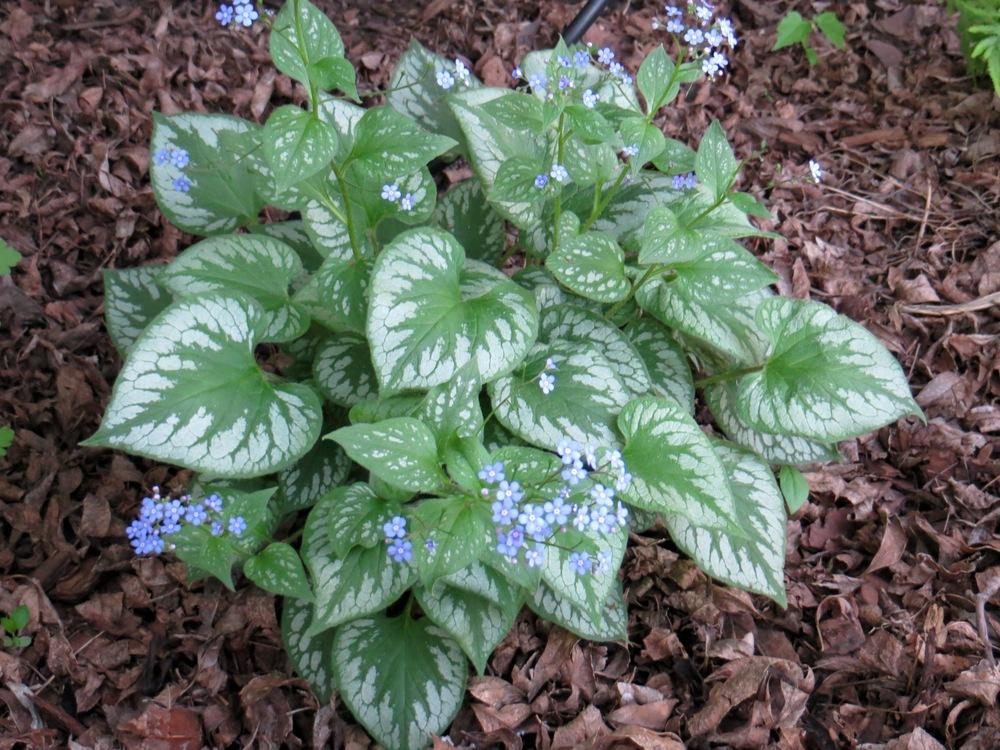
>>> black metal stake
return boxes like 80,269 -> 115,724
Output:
562,0 -> 613,44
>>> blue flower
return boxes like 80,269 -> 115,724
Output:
172,176 -> 191,192
511,66 -> 522,79
185,504 -> 208,526
684,28 -> 705,46
204,493 -> 224,513
400,193 -> 415,211
597,47 -> 615,65
528,73 -> 548,93
139,497 -> 163,523
582,89 -> 598,108
161,519 -> 183,535
558,55 -> 572,67
170,148 -> 190,168
620,73 -> 633,86
705,28 -> 724,47
154,148 -> 172,165
557,438 -> 582,465
590,484 -> 615,507
210,521 -> 224,537
534,174 -> 549,189
492,497 -> 516,525
665,5 -> 682,16
478,461 -> 506,484
558,75 -> 572,90
383,515 -> 407,539
524,544 -> 545,568
388,539 -> 413,563
227,515 -> 247,536
381,182 -> 401,201
454,59 -> 471,83
233,2 -> 258,26
538,372 -> 555,395
702,51 -> 728,77
666,19 -> 685,33
545,357 -> 557,370
695,2 -> 714,23
436,69 -> 455,89
623,144 -> 639,157
126,519 -> 152,540
425,538 -> 437,552
495,480 -> 523,504
162,499 -> 184,523
615,502 -> 629,527
574,50 -> 590,68
672,172 -> 698,190
809,159 -> 823,183
718,17 -> 738,46
561,459 -> 588,486
569,552 -> 593,575
543,497 -> 571,526
550,164 -> 569,183
518,505 -> 548,539
216,4 -> 234,26
608,61 -> 624,77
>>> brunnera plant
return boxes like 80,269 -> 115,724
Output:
85,1 -> 922,747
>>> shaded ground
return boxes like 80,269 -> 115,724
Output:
1,0 -> 998,747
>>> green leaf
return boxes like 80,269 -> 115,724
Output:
481,93 -> 546,133
245,542 -> 313,600
250,220 -> 324,271
170,487 -> 278,589
705,380 -> 840,465
4,605 -> 29,633
491,156 -> 545,203
387,39 -> 482,156
269,0 -> 345,92
332,613 -> 467,750
624,318 -> 694,410
542,521 -> 627,614
416,583 -> 520,674
564,104 -> 615,144
281,597 -> 335,702
489,340 -> 631,451
528,583 -> 627,641
368,227 -> 538,392
348,106 -> 457,183
618,396 -> 743,531
440,560 -> 523,609
0,427 -> 12,460
103,266 -> 171,355
262,106 -> 339,193
312,334 -> 377,408
651,138 -> 696,174
309,55 -> 360,101
541,306 -> 651,396
323,483 -> 399,558
547,232 -> 630,303
416,365 -> 485,448
778,465 -> 809,513
733,298 -> 922,442
159,234 -> 308,342
303,493 -> 414,634
695,120 -> 739,200
351,166 -> 438,228
665,442 -> 788,605
329,417 -> 446,493
639,206 -> 713,265
83,295 -> 322,478
277,439 -> 351,513
301,192 -> 355,260
0,238 -> 21,275
773,11 -> 813,50
150,112 -> 264,235
293,256 -> 370,335
409,496 -> 493,587
637,45 -> 678,113
449,87 -> 544,228
563,138 -> 618,188
620,116 -> 666,172
815,11 -> 847,49
433,180 -> 506,265
729,191 -> 771,219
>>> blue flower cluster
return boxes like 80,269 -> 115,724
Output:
126,487 -> 246,555
155,146 -> 192,193
672,172 -> 698,190
380,182 -> 416,212
537,356 -> 557,395
480,439 -> 631,575
383,515 -> 413,562
652,2 -> 738,78
216,0 -> 259,28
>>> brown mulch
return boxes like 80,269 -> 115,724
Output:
1,0 -> 998,747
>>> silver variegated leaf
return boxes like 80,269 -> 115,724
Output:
244,542 -> 313,600
705,381 -> 839,465
665,442 -> 788,605
624,317 -> 694,410
733,298 -> 922,442
541,305 -> 651,396
415,583 -> 520,674
302,491 -> 413,635
269,0 -> 344,90
103,266 -> 171,355
368,227 -> 537,392
281,597 -> 335,702
618,396 -> 744,532
433,180 -> 505,264
541,523 -> 627,613
312,334 -> 377,407
440,560 -> 522,609
293,255 -> 370,336
278,438 -> 351,513
547,231 -> 630,303
250,220 -> 324,272
150,112 -> 263,235
159,234 -> 308,342
528,582 -> 628,641
84,294 -> 322,478
328,418 -> 447,493
332,614 -> 467,750
488,340 -> 631,451
262,105 -> 339,193
302,192 -> 356,260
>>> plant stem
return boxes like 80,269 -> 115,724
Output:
552,112 -> 566,251
331,163 -> 364,262
604,263 -> 663,321
694,363 -> 765,388
582,165 -> 629,232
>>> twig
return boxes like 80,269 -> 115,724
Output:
899,291 -> 1000,317
976,576 -> 1000,667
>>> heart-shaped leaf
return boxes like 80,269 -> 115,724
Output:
281,597 -> 335,702
159,234 -> 308,342
84,294 -> 322,478
262,105 -> 339,192
368,227 -> 537,392
547,232 -> 630,303
293,255 -> 370,335
433,180 -> 506,265
333,613 -> 467,750
312,334 -> 377,407
328,418 -> 447,493
244,542 -> 313,600
103,266 -> 171,355
624,318 -> 694,410
528,583 -> 627,641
